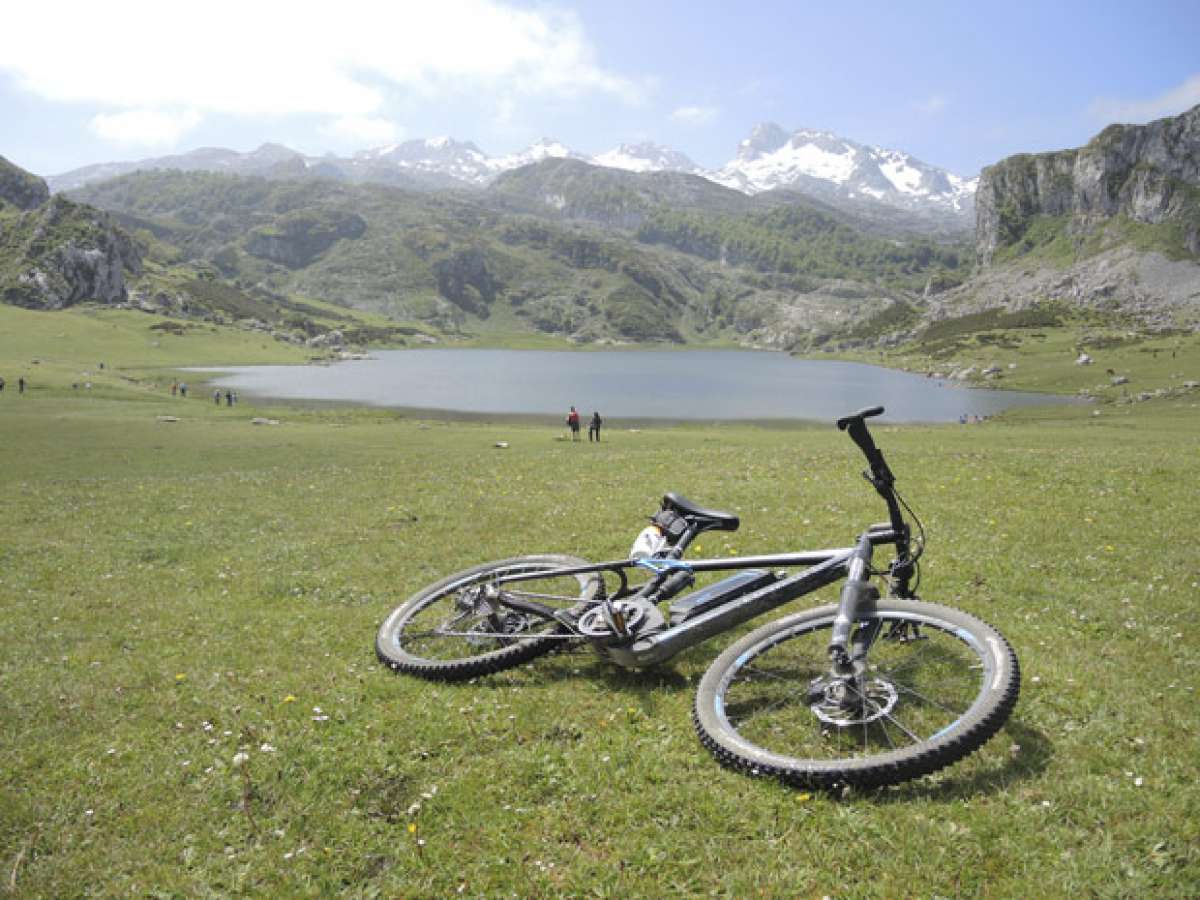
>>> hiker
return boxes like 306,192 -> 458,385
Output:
589,411 -> 603,442
0,376 -> 5,392
226,390 -> 234,407
171,381 -> 178,396
213,389 -> 222,405
180,382 -> 188,398
18,377 -> 26,394
566,406 -> 581,441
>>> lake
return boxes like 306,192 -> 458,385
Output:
191,349 -> 1080,423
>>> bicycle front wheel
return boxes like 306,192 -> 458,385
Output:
694,599 -> 1019,789
376,555 -> 601,681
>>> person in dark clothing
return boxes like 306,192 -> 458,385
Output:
18,377 -> 26,394
566,406 -> 581,441
225,390 -> 233,407
588,411 -> 603,442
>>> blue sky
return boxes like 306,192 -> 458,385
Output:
2,0 -> 1198,178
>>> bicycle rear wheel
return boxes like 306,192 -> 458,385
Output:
694,599 -> 1019,789
376,555 -> 601,681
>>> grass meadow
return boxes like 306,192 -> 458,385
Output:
2,306 -> 1199,896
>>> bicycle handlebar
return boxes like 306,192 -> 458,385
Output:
835,406 -> 893,486
836,406 -> 918,591
835,405 -> 884,431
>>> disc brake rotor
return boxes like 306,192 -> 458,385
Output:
810,677 -> 899,727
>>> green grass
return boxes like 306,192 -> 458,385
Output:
2,319 -> 1199,895
843,312 -> 1200,407
990,211 -> 1199,269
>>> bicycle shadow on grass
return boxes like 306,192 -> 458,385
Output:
396,655 -> 1052,800
456,651 -> 695,718
866,717 -> 1054,803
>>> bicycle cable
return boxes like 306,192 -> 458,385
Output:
869,485 -> 926,591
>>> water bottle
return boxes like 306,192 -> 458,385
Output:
630,524 -> 667,559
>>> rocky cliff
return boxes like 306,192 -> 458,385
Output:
976,104 -> 1200,264
1,193 -> 143,309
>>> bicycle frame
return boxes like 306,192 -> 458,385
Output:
482,406 -> 919,670
490,524 -> 904,669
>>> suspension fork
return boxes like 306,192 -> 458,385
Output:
828,532 -> 881,674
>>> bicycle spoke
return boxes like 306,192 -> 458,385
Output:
738,661 -> 819,684
871,639 -> 942,678
501,589 -> 583,603
890,681 -> 969,717
879,710 -> 923,743
728,686 -> 809,728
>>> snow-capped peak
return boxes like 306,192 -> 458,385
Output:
591,141 -> 700,174
486,138 -> 585,174
716,123 -> 976,214
48,124 -> 976,227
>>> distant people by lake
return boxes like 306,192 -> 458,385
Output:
179,382 -> 188,398
589,411 -> 603,442
18,377 -> 26,394
213,389 -> 222,405
171,381 -> 178,396
566,405 -> 580,441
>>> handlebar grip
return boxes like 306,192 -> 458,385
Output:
835,406 -> 884,431
835,407 -> 893,486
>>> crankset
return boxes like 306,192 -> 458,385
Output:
575,598 -> 665,645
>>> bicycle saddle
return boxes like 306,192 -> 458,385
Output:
662,492 -> 740,532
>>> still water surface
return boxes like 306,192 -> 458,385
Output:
194,349 -> 1078,422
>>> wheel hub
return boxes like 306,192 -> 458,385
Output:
809,677 -> 899,727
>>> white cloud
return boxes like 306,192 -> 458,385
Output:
0,0 -> 642,146
670,105 -> 719,126
321,116 -> 403,146
914,95 -> 948,115
1090,74 -> 1200,124
90,108 -> 202,146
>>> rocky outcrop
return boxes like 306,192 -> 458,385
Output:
431,247 -> 498,316
929,244 -> 1200,331
243,208 -> 366,268
977,104 -> 1200,263
0,154 -> 50,210
1,195 -> 143,309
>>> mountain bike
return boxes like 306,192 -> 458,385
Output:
376,407 -> 1020,789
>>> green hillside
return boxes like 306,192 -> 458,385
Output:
69,167 -> 971,348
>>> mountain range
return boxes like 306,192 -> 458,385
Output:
5,105 -> 1197,353
44,125 -> 975,233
